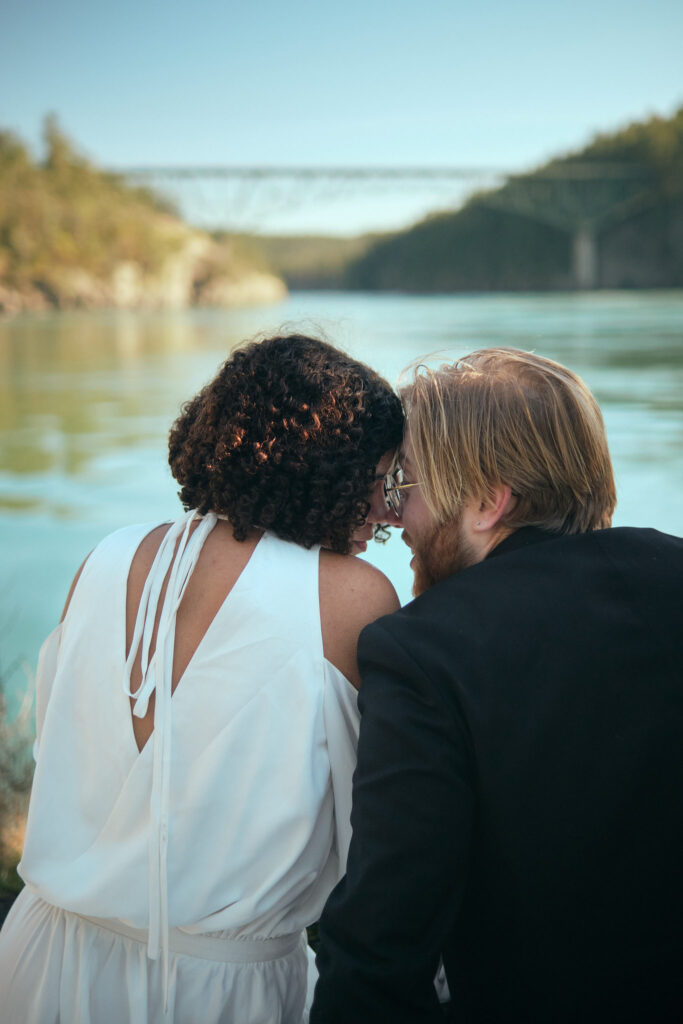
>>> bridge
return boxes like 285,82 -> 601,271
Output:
117,163 -> 656,289
117,165 -> 505,238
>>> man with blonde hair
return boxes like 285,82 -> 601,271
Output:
311,348 -> 683,1024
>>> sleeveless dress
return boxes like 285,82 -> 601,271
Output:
0,512 -> 360,1023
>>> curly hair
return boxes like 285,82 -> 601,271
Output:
168,334 -> 404,554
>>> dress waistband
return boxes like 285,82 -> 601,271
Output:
77,913 -> 303,964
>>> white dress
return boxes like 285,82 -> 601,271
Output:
0,512 -> 360,1023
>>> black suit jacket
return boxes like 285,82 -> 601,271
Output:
311,526 -> 683,1023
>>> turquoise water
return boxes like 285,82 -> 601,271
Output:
1,291 -> 682,710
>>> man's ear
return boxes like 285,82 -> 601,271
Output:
472,485 -> 514,533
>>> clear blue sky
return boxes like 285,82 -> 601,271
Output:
3,0 -> 682,233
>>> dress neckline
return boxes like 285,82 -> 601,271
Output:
123,519 -> 266,756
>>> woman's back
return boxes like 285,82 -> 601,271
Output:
7,514 -> 396,1023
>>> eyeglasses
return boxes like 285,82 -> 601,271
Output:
383,466 -> 420,516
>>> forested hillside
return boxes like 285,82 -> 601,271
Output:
345,107 -> 683,292
0,119 -> 286,314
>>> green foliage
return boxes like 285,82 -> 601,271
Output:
0,118 -> 183,298
577,107 -> 683,196
347,106 -> 683,292
0,669 -> 33,895
346,206 -> 571,292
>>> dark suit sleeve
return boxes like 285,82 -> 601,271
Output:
310,616 -> 475,1023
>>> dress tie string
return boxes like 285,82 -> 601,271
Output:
122,509 -> 218,1012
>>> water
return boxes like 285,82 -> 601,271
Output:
1,291 -> 682,712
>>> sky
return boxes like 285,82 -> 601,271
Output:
2,0 -> 682,234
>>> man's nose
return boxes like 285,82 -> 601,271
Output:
366,484 -> 403,527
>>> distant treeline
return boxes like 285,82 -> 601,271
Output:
215,232 -> 384,291
346,107 -> 683,292
247,107 -> 683,293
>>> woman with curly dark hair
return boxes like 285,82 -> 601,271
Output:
0,334 -> 404,1024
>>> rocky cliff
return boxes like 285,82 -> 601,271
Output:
0,120 -> 287,315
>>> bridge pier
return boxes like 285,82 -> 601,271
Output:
573,223 -> 598,290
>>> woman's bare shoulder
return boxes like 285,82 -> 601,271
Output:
128,523 -> 171,575
319,550 -> 400,688
320,549 -> 399,617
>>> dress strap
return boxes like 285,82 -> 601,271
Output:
122,508 -> 219,1011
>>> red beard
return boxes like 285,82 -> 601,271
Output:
409,515 -> 478,597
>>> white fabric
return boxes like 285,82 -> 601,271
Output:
0,518 -> 360,1023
